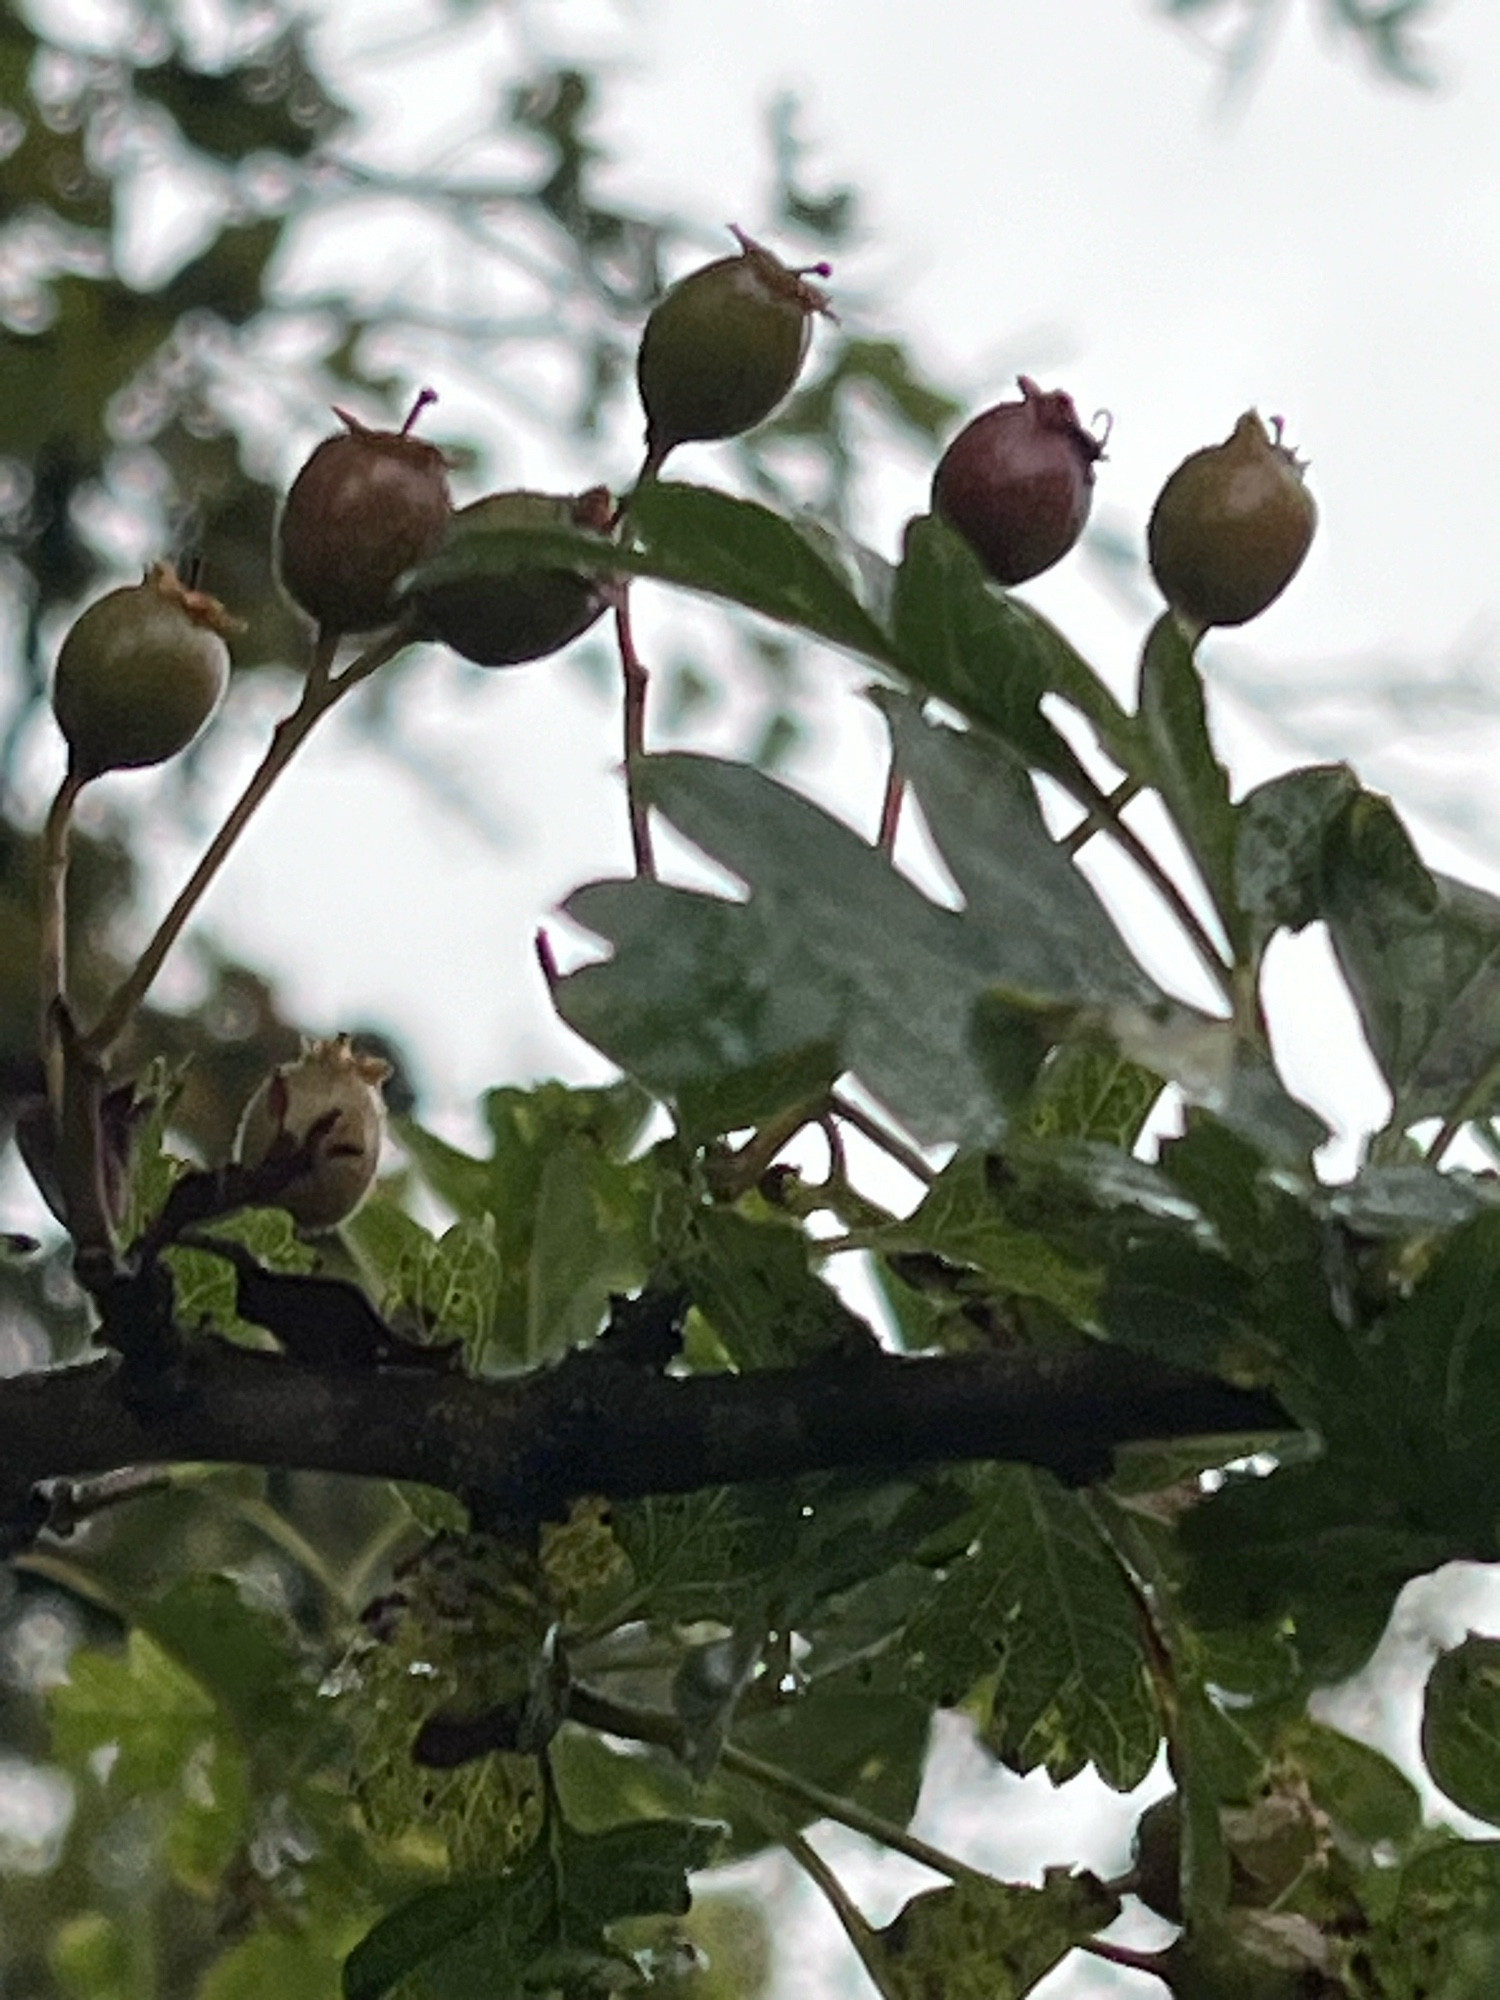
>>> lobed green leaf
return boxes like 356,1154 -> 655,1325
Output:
904,1467 -> 1161,1792
872,1868 -> 1118,2000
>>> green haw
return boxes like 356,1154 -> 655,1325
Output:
52,562 -> 238,781
1148,411 -> 1317,633
636,227 -> 832,478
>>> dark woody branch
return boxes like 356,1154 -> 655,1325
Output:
0,1319 -> 1288,1549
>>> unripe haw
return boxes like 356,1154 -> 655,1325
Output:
931,377 -> 1106,586
636,226 -> 832,477
413,488 -> 611,666
52,561 -> 237,781
235,1035 -> 391,1232
1148,411 -> 1316,632
277,389 -> 452,637
1128,1794 -> 1182,1925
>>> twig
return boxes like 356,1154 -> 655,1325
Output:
38,766 -> 85,1107
877,755 -> 904,855
1076,775 -> 1234,1007
720,1738 -> 979,1885
828,1089 -> 936,1187
82,626 -> 409,1061
780,1825 -> 900,2000
611,583 -> 656,879
14,1549 -> 136,1626
1062,776 -> 1140,858
1080,1938 -> 1167,1976
564,1683 -> 979,1887
706,1099 -> 822,1200
32,1467 -> 174,1537
1429,1052 -> 1500,1169
207,1488 -> 352,1614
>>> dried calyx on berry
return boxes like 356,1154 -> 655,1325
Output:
235,1035 -> 391,1232
1147,411 -> 1316,634
412,488 -> 612,667
636,226 -> 832,478
931,376 -> 1106,587
277,389 -> 452,639
52,561 -> 240,782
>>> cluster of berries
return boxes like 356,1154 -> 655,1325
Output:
51,225 -> 1317,778
44,227 -> 1318,1230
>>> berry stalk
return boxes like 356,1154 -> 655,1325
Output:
38,765 -> 85,1108
81,625 -> 410,1062
609,582 -> 656,879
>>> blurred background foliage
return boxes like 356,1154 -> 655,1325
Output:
1160,0 -> 1441,88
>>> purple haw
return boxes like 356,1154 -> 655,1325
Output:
636,227 -> 832,477
277,389 -> 452,638
235,1035 -> 391,1232
52,562 -> 238,780
931,377 -> 1106,586
414,488 -> 612,667
1148,411 -> 1317,632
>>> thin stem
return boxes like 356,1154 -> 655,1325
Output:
329,625 -> 409,698
342,1505 -> 423,1611
562,1682 -> 978,1887
1429,1113 -> 1470,1169
1062,776 -> 1140,858
818,1113 -> 848,1188
31,1467 -> 175,1537
612,583 -> 655,879
779,1826 -> 899,2000
828,1089 -> 936,1187
565,1682 -> 682,1750
1429,1054 -> 1500,1169
14,1549 -> 136,1626
305,623 -> 338,701
720,1738 -> 977,1881
534,929 -> 561,994
39,765 -> 85,1106
82,628 -> 408,1062
811,1223 -> 897,1258
1079,1938 -> 1167,1976
1082,1492 -> 1179,1723
212,1490 -> 352,1614
707,1098 -> 821,1201
1078,778 -> 1234,1007
637,441 -> 673,491
877,755 -> 904,855
1232,958 -> 1271,1051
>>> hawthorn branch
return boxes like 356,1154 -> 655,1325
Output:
0,1333 -> 1288,1546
